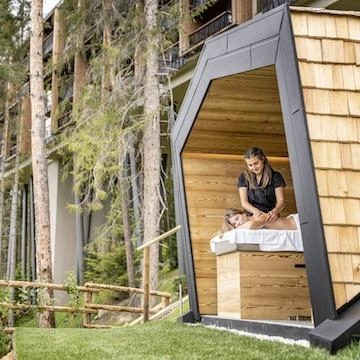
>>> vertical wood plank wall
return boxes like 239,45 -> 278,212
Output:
291,8 -> 360,308
19,96 -> 31,155
51,8 -> 65,132
182,153 -> 296,314
232,0 -> 253,25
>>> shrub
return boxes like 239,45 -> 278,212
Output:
85,245 -> 140,288
0,331 -> 11,358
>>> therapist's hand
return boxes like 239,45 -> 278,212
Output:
266,211 -> 279,223
253,210 -> 264,218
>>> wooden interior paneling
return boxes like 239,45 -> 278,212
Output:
183,153 -> 297,315
183,66 -> 288,157
181,66 -> 299,316
19,96 -> 31,155
292,8 -> 360,309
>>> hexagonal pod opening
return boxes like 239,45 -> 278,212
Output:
171,5 -> 360,352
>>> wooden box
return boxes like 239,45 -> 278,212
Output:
216,251 -> 312,320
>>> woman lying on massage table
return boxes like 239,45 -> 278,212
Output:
224,208 -> 298,232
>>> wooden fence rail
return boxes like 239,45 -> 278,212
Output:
0,224 -> 181,327
0,278 -> 171,328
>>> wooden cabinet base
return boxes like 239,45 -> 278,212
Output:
216,251 -> 312,320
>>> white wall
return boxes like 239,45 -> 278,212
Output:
47,160 -> 110,304
48,160 -> 77,304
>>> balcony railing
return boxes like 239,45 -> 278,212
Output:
45,90 -> 52,115
190,0 -> 209,10
59,78 -> 74,102
189,11 -> 232,47
161,42 -> 190,71
57,111 -> 72,129
9,144 -> 17,158
20,82 -> 30,97
43,32 -> 53,58
45,117 -> 52,139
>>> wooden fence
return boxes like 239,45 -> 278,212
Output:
0,279 -> 171,329
0,224 -> 182,328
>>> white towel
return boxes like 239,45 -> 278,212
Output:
210,213 -> 303,254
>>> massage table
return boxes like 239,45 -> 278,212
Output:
210,214 -> 303,255
209,215 -> 312,321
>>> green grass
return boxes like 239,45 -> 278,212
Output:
18,311 -> 83,328
11,269 -> 360,359
14,320 -> 360,360
158,268 -> 183,297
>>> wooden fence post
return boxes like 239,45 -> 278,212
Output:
83,289 -> 92,328
136,225 -> 181,323
143,246 -> 150,322
0,225 -> 179,328
161,295 -> 170,308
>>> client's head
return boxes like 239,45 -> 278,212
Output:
224,208 -> 247,230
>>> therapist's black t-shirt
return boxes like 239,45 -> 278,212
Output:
237,171 -> 286,214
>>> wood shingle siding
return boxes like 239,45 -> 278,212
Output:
291,7 -> 360,309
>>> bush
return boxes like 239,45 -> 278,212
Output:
0,331 -> 11,358
85,245 -> 140,288
85,246 -> 127,285
172,275 -> 188,296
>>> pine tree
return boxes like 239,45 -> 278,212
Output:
61,0 -> 179,300
0,0 -> 31,278
143,0 -> 161,302
30,0 -> 55,328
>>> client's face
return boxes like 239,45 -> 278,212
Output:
228,213 -> 246,228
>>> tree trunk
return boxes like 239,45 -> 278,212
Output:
128,134 -> 142,247
72,0 -> 88,285
8,135 -> 21,327
75,192 -> 84,284
135,0 -> 145,87
0,82 -> 11,277
132,0 -> 145,248
29,177 -> 36,281
30,0 -> 55,328
119,173 -> 135,289
143,0 -> 161,300
21,188 -> 27,278
102,0 -> 112,97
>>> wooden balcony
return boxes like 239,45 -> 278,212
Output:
190,0 -> 209,9
57,111 -> 72,130
9,144 -> 16,158
161,42 -> 190,70
180,0 -> 252,55
59,78 -> 74,102
43,32 -> 54,59
189,10 -> 233,47
44,116 -> 54,144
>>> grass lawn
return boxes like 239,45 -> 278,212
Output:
14,320 -> 360,360
10,270 -> 360,359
